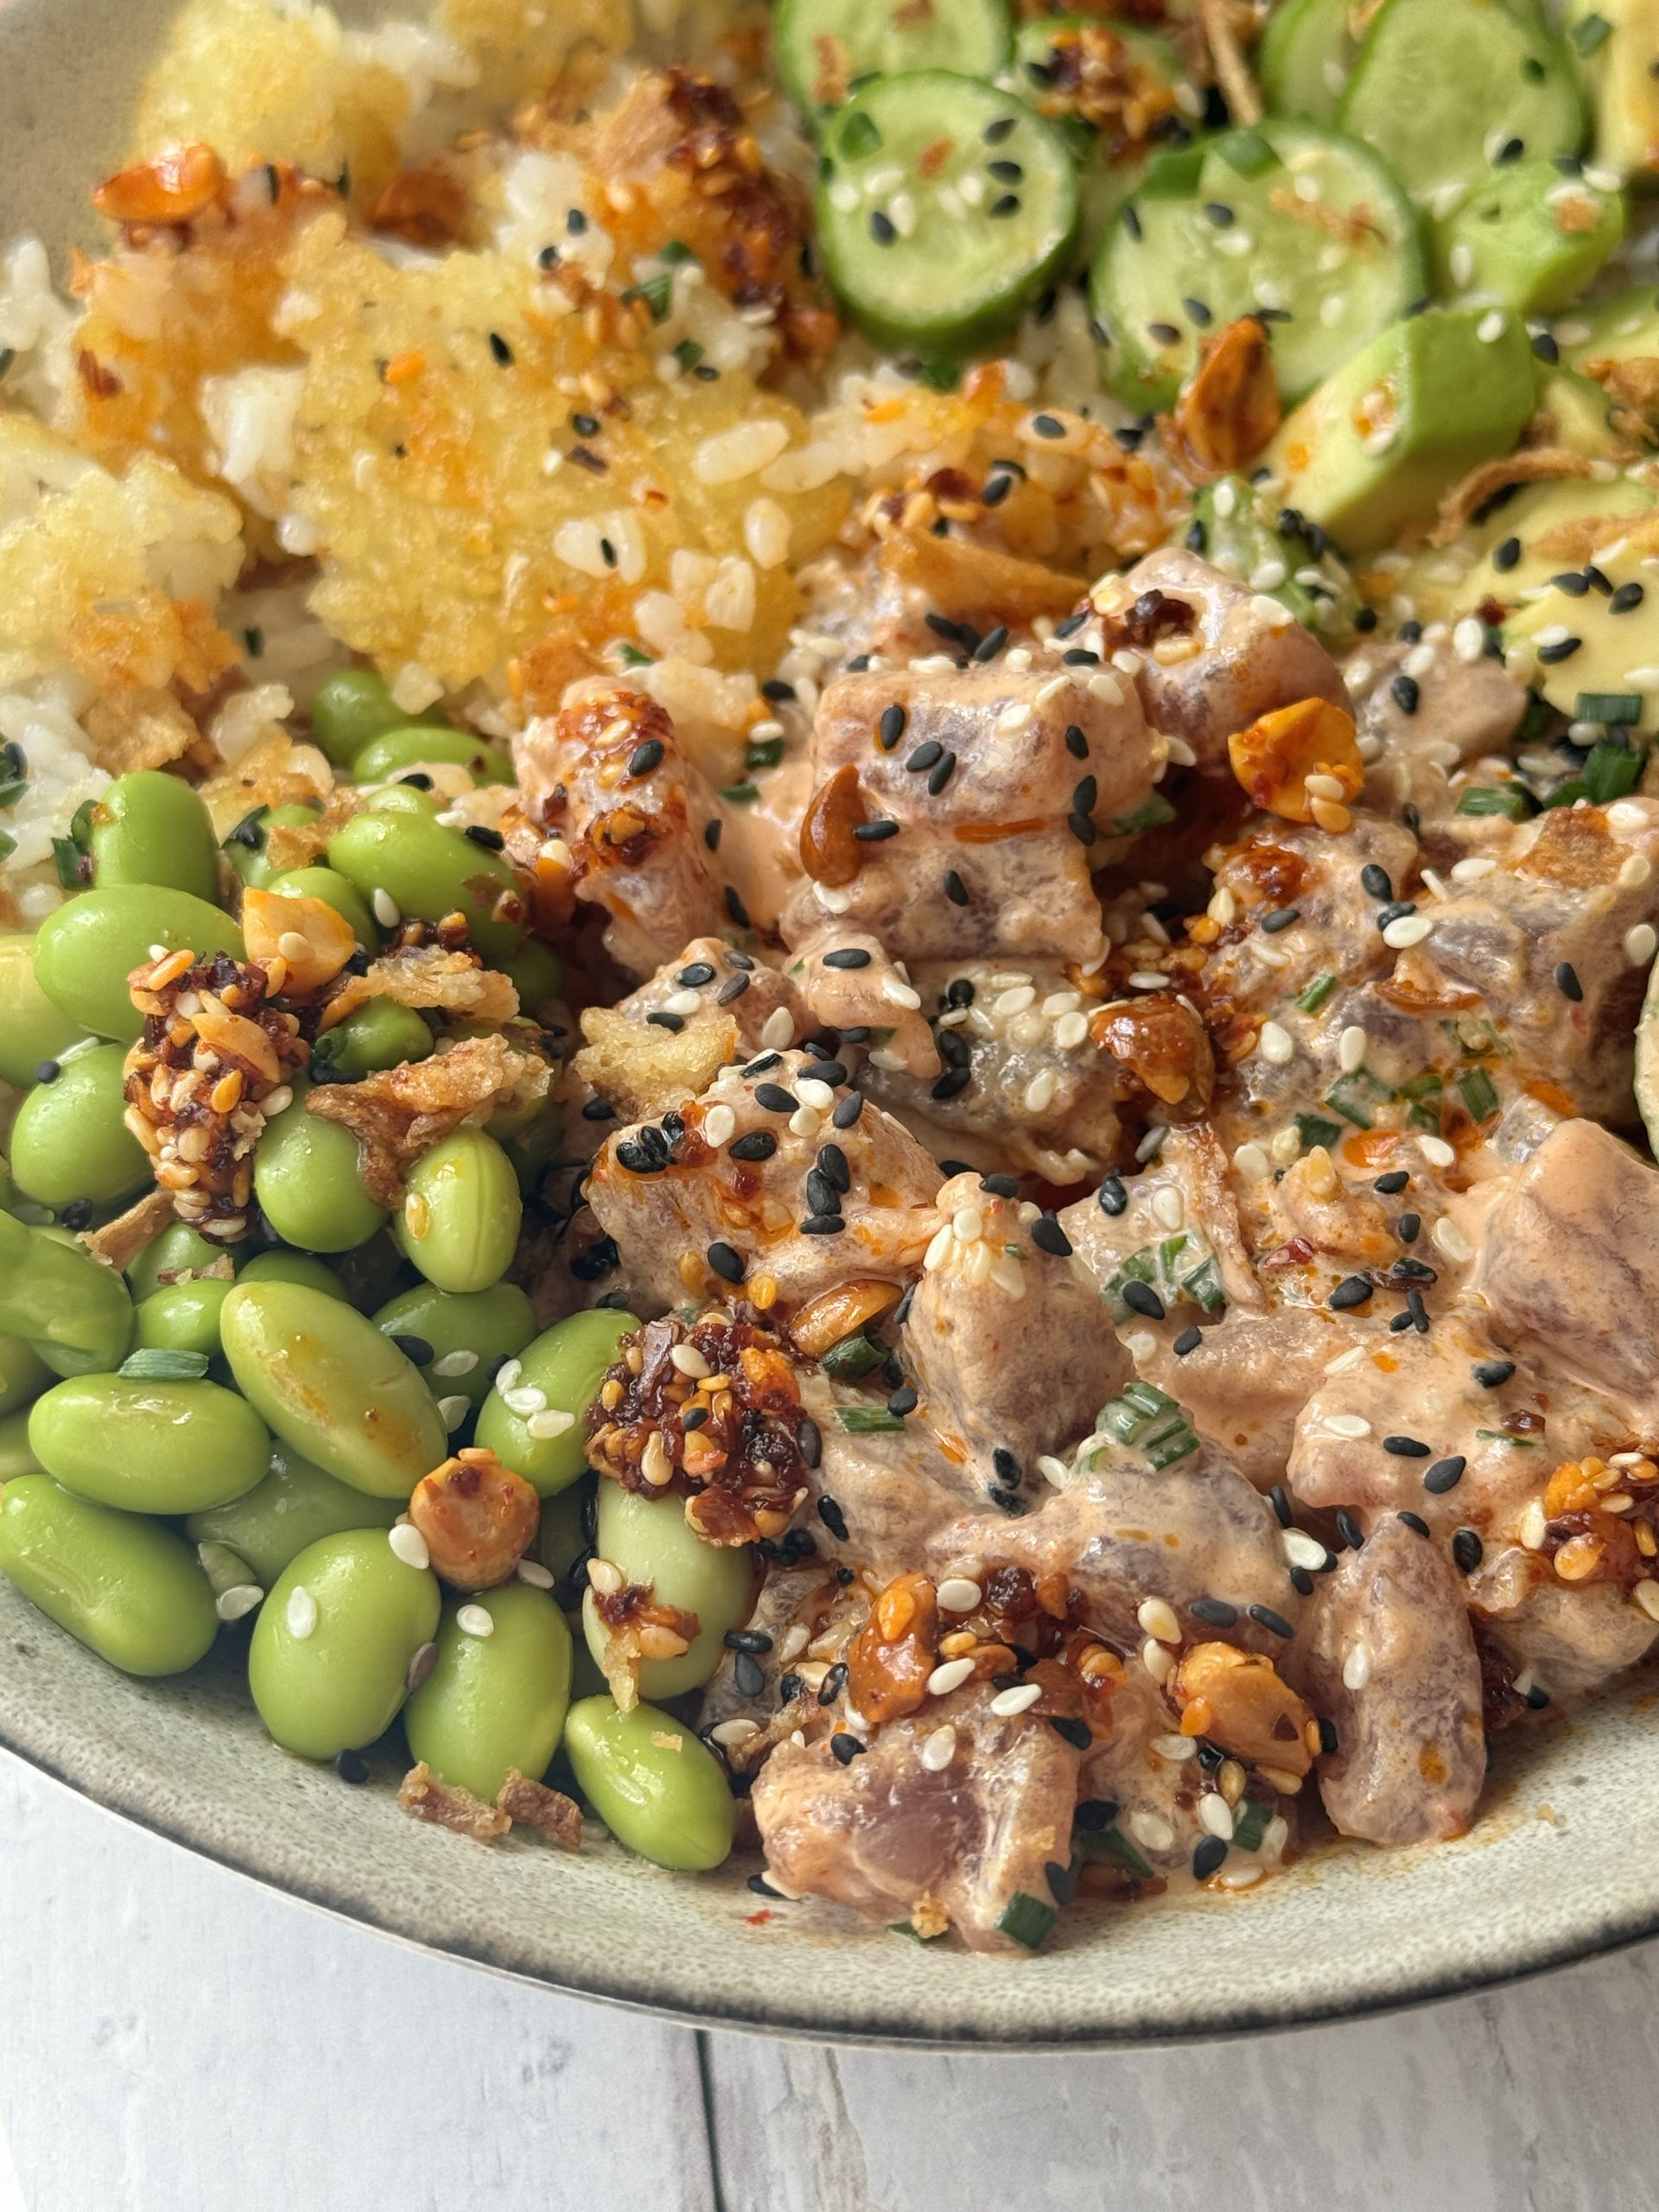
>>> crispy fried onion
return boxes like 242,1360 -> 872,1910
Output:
1430,447 -> 1592,544
574,1004 -> 739,1120
307,1033 -> 552,1207
79,1187 -> 178,1272
587,1575 -> 702,1711
124,950 -> 309,1242
495,1770 -> 583,1848
846,1572 -> 940,1727
319,943 -> 521,1031
397,1763 -> 512,1841
588,1312 -> 812,1545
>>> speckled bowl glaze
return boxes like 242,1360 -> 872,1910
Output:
7,0 -> 1659,2048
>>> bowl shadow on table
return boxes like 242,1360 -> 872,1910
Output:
1,1572 -> 1654,2051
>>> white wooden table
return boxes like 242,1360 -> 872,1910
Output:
2,1751 -> 1653,2211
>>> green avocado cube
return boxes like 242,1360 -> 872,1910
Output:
1435,156 -> 1624,315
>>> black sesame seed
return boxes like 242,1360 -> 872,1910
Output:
706,1241 -> 745,1283
463,823 -> 505,850
1374,1170 -> 1409,1194
734,1651 -> 766,1697
804,1167 -> 840,1217
1122,1280 -> 1165,1319
1031,1213 -> 1071,1257
677,962 -> 716,987
1318,1716 -> 1340,1756
391,1333 -> 435,1367
816,1143 -> 850,1192
1335,1510 -> 1363,1551
1611,582 -> 1645,614
795,1415 -> 822,1470
1191,1596 -> 1237,1627
626,737 -> 665,778
887,1385 -> 918,1417
1064,724 -> 1090,760
724,886 -> 750,926
754,1084 -> 797,1113
988,193 -> 1021,218
1360,863 -> 1394,901
334,1749 -> 370,1784
981,1173 -> 1020,1198
1552,569 -> 1592,598
1067,810 -> 1097,845
1531,331 -> 1560,363
1183,296 -> 1212,326
1204,200 -> 1236,226
1330,1276 -> 1373,1310
853,819 -> 899,842
982,472 -> 1014,507
1097,1175 -> 1128,1217
741,1052 -> 780,1077
1050,1715 -> 1091,1751
1555,962 -> 1583,1002
1398,1510 -> 1430,1536
906,740 -> 944,773
1071,774 -> 1098,815
973,625 -> 1009,662
777,1672 -> 805,1705
58,1200 -> 92,1231
1424,1455 -> 1466,1494
1192,1836 -> 1228,1880
1382,1434 -> 1431,1458
1473,1358 -> 1516,1389
34,1059 -> 60,1084
1493,536 -> 1522,572
645,1009 -> 683,1035
1173,1325 -> 1202,1357
1032,413 -> 1066,439
809,1061 -> 849,1088
703,818 -> 722,850
488,331 -> 513,365
1390,675 -> 1420,716
1147,321 -> 1180,344
1376,899 -> 1416,931
1353,607 -> 1379,631
1288,1565 -> 1315,1597
984,114 -> 1019,143
869,210 -> 897,245
817,1496 -> 849,1541
1451,1527 -> 1484,1574
830,1733 -> 866,1764
823,946 -> 874,973
943,868 -> 969,906
993,1446 -> 1020,1486
926,752 -> 957,797
832,1091 -> 865,1129
1260,907 -> 1300,933
1247,1603 -> 1294,1639
581,1097 -> 617,1122
1537,637 -> 1582,664
931,1067 -> 972,1100
1269,1484 -> 1293,1528
715,974 -> 751,1007
1397,1211 -> 1421,1243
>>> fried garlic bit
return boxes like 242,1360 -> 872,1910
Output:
1168,318 -> 1281,482
239,888 -> 358,997
1173,1641 -> 1316,1778
408,1448 -> 540,1591
1227,695 -> 1363,831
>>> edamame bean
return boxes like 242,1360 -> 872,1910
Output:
29,1372 -> 269,1514
582,1482 -> 755,1700
500,938 -> 563,1020
87,771 -> 219,901
225,802 -> 324,891
253,1085 -> 388,1253
0,1213 -> 133,1376
32,887 -> 243,1042
352,727 -> 513,787
0,1410 -> 42,1481
397,1129 -> 521,1295
134,1279 -> 232,1360
327,809 -> 526,961
362,785 -> 441,818
220,1280 -> 448,1497
0,1334 -> 51,1419
0,1475 -> 218,1675
475,1309 -> 639,1497
309,671 -> 446,768
563,1696 -> 735,1872
0,935 -> 89,1085
249,1526 -> 440,1758
238,1249 -> 347,1300
126,1223 -> 228,1301
309,998 -> 433,1081
9,1042 -> 149,1211
264,866 -> 379,951
537,1478 -> 592,1585
404,1583 -> 573,1802
186,1440 -> 400,1586
372,1281 -> 536,1414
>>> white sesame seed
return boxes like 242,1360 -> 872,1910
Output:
587,1557 -> 624,1598
1270,1126 -> 1300,1167
1198,1793 -> 1235,1840
1519,1497 -> 1548,1551
437,1395 -> 470,1430
1053,1009 -> 1090,1050
1448,242 -> 1474,288
1403,643 -> 1437,681
1535,624 -> 1571,650
493,1357 -> 522,1395
389,1522 -> 430,1570
760,1005 -> 796,1049
1232,1141 -> 1270,1180
286,1586 -> 318,1638
990,1682 -> 1042,1718
1257,1020 -> 1294,1065
1450,856 -> 1496,880
501,1384 -> 547,1416
993,983 -> 1035,1018
1124,1332 -> 1158,1363
927,1657 -> 976,1695
788,1105 -> 822,1139
372,887 -> 401,928
1136,1123 -> 1168,1164
1151,1186 -> 1184,1230
996,702 -> 1033,733
919,1724 -> 957,1771
937,1578 -> 982,1614
1338,1024 -> 1366,1074
1283,1529 -> 1329,1572
1128,970 -> 1168,991
430,1350 -> 479,1378
1432,1216 -> 1472,1262
527,1407 -> 576,1441
1477,310 -> 1507,344
1136,1595 -> 1181,1644
1626,923 -> 1657,967
215,1585 -> 264,1622
516,1558 -> 556,1588
797,1077 -> 836,1110
1218,1864 -> 1264,1891
1128,1810 -> 1175,1853
1142,1638 -> 1175,1685
702,1103 -> 737,1147
1419,1135 -> 1456,1168
1342,1643 -> 1371,1691
670,1343 -> 712,1379
1324,1344 -> 1368,1376
1325,1413 -> 1372,1439
1635,1580 -> 1659,1623
1250,594 -> 1294,629
1304,771 -> 1347,801
1153,1732 -> 1198,1762
456,1603 -> 494,1638
710,1717 -> 761,1746
1452,617 -> 1485,664
663,988 -> 701,1018
1023,1069 -> 1058,1115
1621,855 -> 1654,890
260,1086 -> 293,1119
1382,913 -> 1433,949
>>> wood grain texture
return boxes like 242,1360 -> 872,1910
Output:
4,1750 -> 1658,2212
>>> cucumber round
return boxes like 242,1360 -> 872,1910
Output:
1337,0 -> 1583,202
816,72 -> 1080,353
1007,15 -> 1198,162
1088,120 -> 1424,412
776,0 -> 1013,127
1259,0 -> 1357,124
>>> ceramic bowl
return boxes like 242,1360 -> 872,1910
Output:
4,0 -> 1659,2048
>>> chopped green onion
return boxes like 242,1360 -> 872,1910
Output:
746,736 -> 785,772
617,643 -> 654,668
658,238 -> 696,265
1296,973 -> 1337,1014
1395,1070 -> 1443,1103
1457,1065 -> 1500,1123
671,338 -> 704,372
1230,1798 -> 1271,1850
1324,1069 -> 1390,1129
620,271 -> 673,322
118,1349 -> 212,1381
1180,1255 -> 1226,1314
1475,1427 -> 1541,1446
1213,126 -> 1274,176
836,1405 -> 906,1434
995,1891 -> 1058,1949
1082,1825 -> 1155,1878
1454,785 -> 1535,820
1584,738 -> 1643,804
915,355 -> 962,393
0,830 -> 13,861
1294,1111 -> 1344,1154
1440,1015 -> 1505,1060
1570,11 -> 1612,53
1113,793 -> 1178,836
719,782 -> 760,805
51,836 -> 88,890
822,1331 -> 886,1380
838,108 -> 882,159
1575,690 -> 1643,727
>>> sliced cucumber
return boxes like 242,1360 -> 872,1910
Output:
816,72 -> 1079,353
1088,120 -> 1424,412
775,0 -> 1014,127
1007,15 -> 1198,164
1260,0 -> 1357,125
1554,282 -> 1659,373
1338,0 -> 1583,204
1433,154 -> 1623,315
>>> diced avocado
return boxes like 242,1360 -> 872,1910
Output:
1555,282 -> 1659,372
1187,474 -> 1359,636
1535,367 -> 1642,460
1506,537 -> 1659,735
1434,156 -> 1623,315
1455,473 -> 1655,607
1263,308 -> 1538,553
1564,0 -> 1659,178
